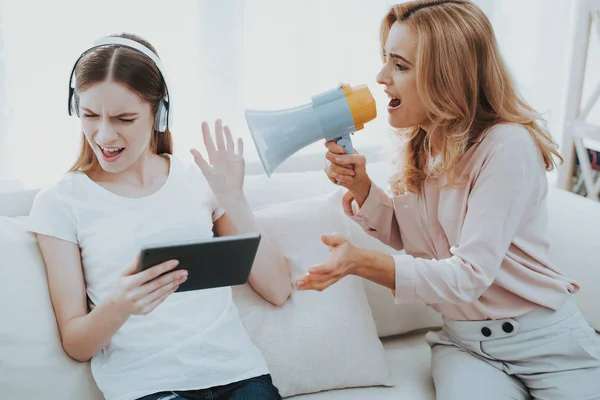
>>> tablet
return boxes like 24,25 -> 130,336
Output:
136,232 -> 261,292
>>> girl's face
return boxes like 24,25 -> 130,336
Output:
78,80 -> 155,174
376,22 -> 431,131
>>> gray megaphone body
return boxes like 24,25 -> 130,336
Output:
244,83 -> 377,176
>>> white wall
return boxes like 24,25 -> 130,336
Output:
0,0 -> 590,189
0,0 -> 205,188
491,0 -> 574,148
0,7 -> 11,180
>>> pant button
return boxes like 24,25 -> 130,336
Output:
502,322 -> 514,333
481,327 -> 492,337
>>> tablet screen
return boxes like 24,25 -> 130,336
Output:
137,233 -> 261,292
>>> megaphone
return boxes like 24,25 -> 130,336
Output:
244,83 -> 377,176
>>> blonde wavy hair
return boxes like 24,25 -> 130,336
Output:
382,0 -> 562,194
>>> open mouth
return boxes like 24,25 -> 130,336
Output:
99,145 -> 125,160
388,97 -> 402,109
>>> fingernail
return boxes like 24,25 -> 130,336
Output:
170,260 -> 180,268
296,280 -> 304,286
335,157 -> 342,162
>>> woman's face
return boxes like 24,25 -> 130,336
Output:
376,22 -> 431,131
78,80 -> 155,174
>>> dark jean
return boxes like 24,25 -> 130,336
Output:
136,374 -> 282,400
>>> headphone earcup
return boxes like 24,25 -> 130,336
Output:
154,98 -> 168,132
70,93 -> 79,117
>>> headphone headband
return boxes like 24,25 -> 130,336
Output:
68,36 -> 173,131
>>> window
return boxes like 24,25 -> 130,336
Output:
1,0 -> 204,188
2,0 -> 574,189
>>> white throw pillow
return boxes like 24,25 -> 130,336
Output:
244,161 -> 444,338
233,189 -> 393,398
0,216 -> 103,400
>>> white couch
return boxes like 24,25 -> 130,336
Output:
1,160 -> 599,400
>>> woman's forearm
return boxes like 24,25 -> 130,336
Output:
352,248 -> 396,290
348,183 -> 405,252
350,179 -> 372,208
62,300 -> 129,362
218,195 -> 292,306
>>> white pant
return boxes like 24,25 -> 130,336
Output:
425,297 -> 600,400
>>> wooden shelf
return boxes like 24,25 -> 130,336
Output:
571,121 -> 600,142
558,0 -> 600,201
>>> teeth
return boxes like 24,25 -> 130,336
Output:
389,97 -> 402,108
100,146 -> 123,153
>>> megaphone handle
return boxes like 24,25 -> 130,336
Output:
335,134 -> 354,155
333,135 -> 355,185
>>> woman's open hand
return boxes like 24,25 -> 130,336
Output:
295,233 -> 362,292
191,119 -> 245,201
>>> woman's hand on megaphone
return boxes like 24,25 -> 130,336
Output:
324,141 -> 372,207
190,119 -> 245,201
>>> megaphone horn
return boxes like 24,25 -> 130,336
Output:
244,83 -> 377,177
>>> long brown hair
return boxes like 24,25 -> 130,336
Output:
69,33 -> 173,173
381,0 -> 562,194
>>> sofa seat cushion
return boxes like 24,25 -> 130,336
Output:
287,332 -> 436,400
288,328 -> 600,399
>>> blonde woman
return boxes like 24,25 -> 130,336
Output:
296,1 -> 600,398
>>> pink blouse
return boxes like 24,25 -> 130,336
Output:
350,123 -> 578,321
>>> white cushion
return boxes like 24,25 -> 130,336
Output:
287,332 -> 436,400
233,189 -> 394,398
546,187 -> 600,332
0,216 -> 103,400
244,161 -> 444,337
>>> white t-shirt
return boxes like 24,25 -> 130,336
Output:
27,155 -> 270,400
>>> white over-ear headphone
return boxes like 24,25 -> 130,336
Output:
68,36 -> 173,132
